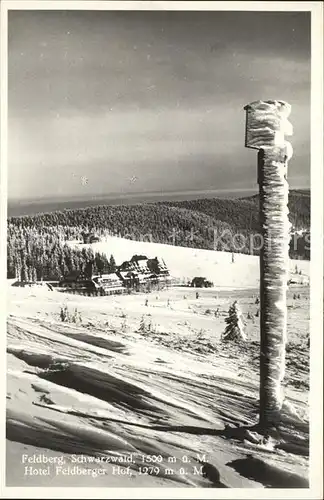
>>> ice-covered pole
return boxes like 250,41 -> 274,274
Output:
244,100 -> 293,428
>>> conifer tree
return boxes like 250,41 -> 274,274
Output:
139,316 -> 146,333
14,256 -> 22,281
222,300 -> 246,341
20,258 -> 28,282
95,252 -> 105,276
109,254 -> 116,272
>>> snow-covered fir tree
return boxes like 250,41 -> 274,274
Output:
222,300 -> 246,341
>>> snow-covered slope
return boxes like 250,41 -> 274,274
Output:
68,236 -> 310,288
6,277 -> 310,488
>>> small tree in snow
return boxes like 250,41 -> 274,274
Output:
138,315 -> 146,333
222,301 -> 246,341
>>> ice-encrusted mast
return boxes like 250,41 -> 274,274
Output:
244,100 -> 293,429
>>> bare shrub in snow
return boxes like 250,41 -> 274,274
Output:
197,328 -> 207,339
59,304 -> 69,322
59,305 -> 82,324
137,315 -> 156,334
71,308 -> 82,323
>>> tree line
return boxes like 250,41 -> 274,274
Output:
159,190 -> 310,233
7,223 -> 116,281
7,192 -> 310,280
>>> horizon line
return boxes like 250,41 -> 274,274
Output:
8,185 -> 310,205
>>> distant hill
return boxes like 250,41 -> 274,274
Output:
8,190 -> 310,271
158,190 -> 310,233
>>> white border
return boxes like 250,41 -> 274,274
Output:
1,1 -> 323,499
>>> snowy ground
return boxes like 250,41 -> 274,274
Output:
6,240 -> 310,489
68,236 -> 310,287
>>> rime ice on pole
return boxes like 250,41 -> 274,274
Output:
244,100 -> 293,159
244,99 -> 293,427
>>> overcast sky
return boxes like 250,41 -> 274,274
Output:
8,9 -> 310,201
